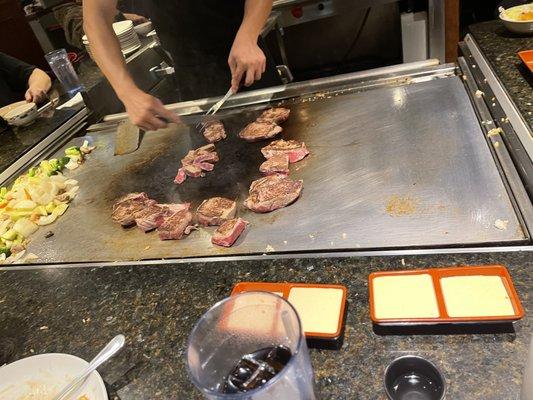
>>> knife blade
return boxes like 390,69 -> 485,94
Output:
114,119 -> 141,155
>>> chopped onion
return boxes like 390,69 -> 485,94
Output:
65,158 -> 80,170
80,140 -> 96,154
13,218 -> 38,237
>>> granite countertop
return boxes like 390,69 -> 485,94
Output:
0,252 -> 530,399
469,20 -> 533,131
0,108 -> 78,175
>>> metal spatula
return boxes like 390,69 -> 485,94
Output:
114,119 -> 141,155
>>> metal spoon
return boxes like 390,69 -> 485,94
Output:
52,334 -> 126,400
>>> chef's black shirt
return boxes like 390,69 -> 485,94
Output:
149,0 -> 245,101
0,52 -> 35,107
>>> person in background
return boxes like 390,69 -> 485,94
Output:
0,52 -> 51,108
53,0 -> 147,50
83,0 -> 276,131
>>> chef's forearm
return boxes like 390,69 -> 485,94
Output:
83,0 -> 138,99
238,0 -> 273,41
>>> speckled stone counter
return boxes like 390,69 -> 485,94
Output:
469,20 -> 533,130
0,108 -> 78,175
0,252 -> 530,399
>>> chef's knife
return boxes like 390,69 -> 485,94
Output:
114,119 -> 141,155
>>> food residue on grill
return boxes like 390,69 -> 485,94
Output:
494,219 -> 509,230
385,195 -> 419,217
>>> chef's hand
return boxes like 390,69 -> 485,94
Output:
123,13 -> 148,24
120,88 -> 180,131
228,34 -> 266,93
25,86 -> 48,104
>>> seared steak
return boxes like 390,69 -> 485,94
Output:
175,144 -> 219,184
244,174 -> 303,213
239,121 -> 282,142
259,154 -> 289,175
203,121 -> 226,143
157,209 -> 194,240
135,203 -> 190,232
112,192 -> 155,226
261,139 -> 309,163
174,168 -> 187,184
257,107 -> 290,124
197,197 -> 237,226
212,218 -> 248,247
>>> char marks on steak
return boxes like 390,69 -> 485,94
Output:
203,121 -> 226,143
239,121 -> 282,142
135,203 -> 190,232
157,209 -> 194,240
259,154 -> 289,175
256,107 -> 290,124
175,144 -> 219,184
212,218 -> 249,247
197,197 -> 237,226
261,139 -> 309,163
244,174 -> 303,213
111,192 -> 156,226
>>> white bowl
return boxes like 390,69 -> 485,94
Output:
0,353 -> 108,399
133,21 -> 153,36
499,4 -> 533,34
0,100 -> 26,119
4,102 -> 38,127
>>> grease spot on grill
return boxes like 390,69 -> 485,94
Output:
385,195 -> 419,217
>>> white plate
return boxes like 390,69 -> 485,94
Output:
122,43 -> 142,56
112,20 -> 134,35
0,353 -> 108,400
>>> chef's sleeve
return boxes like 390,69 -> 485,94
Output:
0,52 -> 36,93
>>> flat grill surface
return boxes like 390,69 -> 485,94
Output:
28,77 -> 526,263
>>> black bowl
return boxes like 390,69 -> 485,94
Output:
384,355 -> 446,400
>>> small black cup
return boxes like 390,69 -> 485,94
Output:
384,355 -> 446,400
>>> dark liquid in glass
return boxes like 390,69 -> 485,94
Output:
221,345 -> 292,394
391,372 -> 443,400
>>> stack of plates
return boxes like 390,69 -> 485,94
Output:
83,20 -> 141,59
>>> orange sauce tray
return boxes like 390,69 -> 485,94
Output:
232,282 -> 348,349
518,50 -> 533,74
368,264 -> 525,326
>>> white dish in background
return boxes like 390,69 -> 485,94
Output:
499,4 -> 533,34
3,102 -> 38,127
112,20 -> 134,36
0,353 -> 108,400
133,21 -> 153,36
0,100 -> 26,119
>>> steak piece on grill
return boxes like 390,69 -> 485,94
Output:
244,174 -> 303,213
239,121 -> 282,142
112,192 -> 156,226
175,144 -> 219,184
212,218 -> 249,247
157,209 -> 194,240
256,107 -> 290,124
203,121 -> 226,143
261,139 -> 309,163
259,154 -> 289,175
197,197 -> 237,226
135,203 -> 190,232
